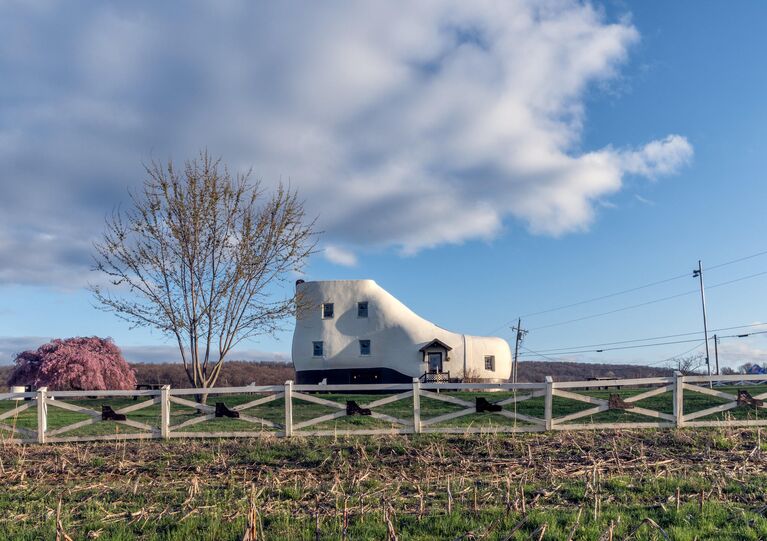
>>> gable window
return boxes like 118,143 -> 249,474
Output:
484,355 -> 495,371
322,303 -> 334,319
359,339 -> 371,356
357,301 -> 369,318
313,341 -> 324,357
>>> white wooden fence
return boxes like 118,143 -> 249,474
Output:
1,372 -> 766,444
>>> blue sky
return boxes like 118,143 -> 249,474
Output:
0,1 -> 765,369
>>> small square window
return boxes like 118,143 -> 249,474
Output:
357,301 -> 369,318
313,341 -> 324,357
322,303 -> 334,319
359,339 -> 371,356
484,355 -> 495,371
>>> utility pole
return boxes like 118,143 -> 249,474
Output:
692,260 -> 712,385
713,334 -> 719,376
511,318 -> 528,384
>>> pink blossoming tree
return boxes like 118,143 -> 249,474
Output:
7,337 -> 137,391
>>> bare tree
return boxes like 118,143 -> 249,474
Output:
675,353 -> 706,375
91,151 -> 316,393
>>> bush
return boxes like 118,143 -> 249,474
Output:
7,337 -> 137,391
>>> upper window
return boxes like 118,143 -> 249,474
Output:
313,341 -> 324,357
322,303 -> 334,319
484,355 -> 495,371
359,339 -> 371,356
357,301 -> 369,318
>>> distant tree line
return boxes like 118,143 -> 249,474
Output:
517,361 -> 674,382
4,357 -> 764,391
129,360 -> 295,388
1,359 -> 294,392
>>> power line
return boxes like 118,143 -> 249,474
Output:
519,329 -> 767,358
520,337 -> 706,356
487,248 -> 767,335
519,273 -> 689,319
486,272 -> 689,335
528,289 -> 697,331
520,322 -> 767,355
707,249 -> 767,271
521,341 -> 707,367
519,345 -> 569,363
647,342 -> 705,367
707,270 -> 767,291
528,270 -> 767,332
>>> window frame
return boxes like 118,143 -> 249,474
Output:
321,303 -> 334,319
357,301 -> 369,318
484,355 -> 495,371
359,339 -> 371,356
312,341 -> 324,357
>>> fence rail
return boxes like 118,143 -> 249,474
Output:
2,372 -> 767,444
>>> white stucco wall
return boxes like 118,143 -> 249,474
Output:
292,280 -> 511,382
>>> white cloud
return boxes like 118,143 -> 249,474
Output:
634,194 -> 655,205
717,336 -> 767,368
616,135 -> 694,179
323,245 -> 358,267
0,0 -> 693,285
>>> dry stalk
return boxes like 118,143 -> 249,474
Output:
384,503 -> 399,541
565,507 -> 583,541
56,497 -> 74,541
241,484 -> 262,541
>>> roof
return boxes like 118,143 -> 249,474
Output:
419,338 -> 453,352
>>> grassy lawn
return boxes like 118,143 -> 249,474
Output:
2,429 -> 767,539
1,384 -> 766,439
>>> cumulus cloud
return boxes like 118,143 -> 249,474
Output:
0,0 -> 692,285
616,135 -> 694,179
324,245 -> 358,267
717,336 -> 767,368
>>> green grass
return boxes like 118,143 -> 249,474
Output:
2,429 -> 767,539
2,384 -> 766,439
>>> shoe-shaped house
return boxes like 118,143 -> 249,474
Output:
292,279 -> 511,384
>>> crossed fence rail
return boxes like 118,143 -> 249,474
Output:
1,373 -> 767,444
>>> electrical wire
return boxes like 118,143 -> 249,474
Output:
520,337 -> 705,356
487,248 -> 767,335
518,273 -> 689,319
707,249 -> 767,271
485,272 -> 689,335
518,330 -> 767,358
528,289 -> 698,331
646,342 -> 705,367
519,345 -> 571,363
516,322 -> 767,355
528,270 -> 767,332
520,341 -> 706,367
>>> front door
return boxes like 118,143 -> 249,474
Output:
428,352 -> 443,373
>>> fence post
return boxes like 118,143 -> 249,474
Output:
673,371 -> 685,428
544,377 -> 554,431
284,380 -> 293,437
412,378 -> 421,434
36,386 -> 47,444
160,385 -> 171,439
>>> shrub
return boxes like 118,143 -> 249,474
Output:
7,337 -> 137,391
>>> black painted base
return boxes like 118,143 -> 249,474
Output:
295,367 -> 413,385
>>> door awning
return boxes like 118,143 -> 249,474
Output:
418,338 -> 453,352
